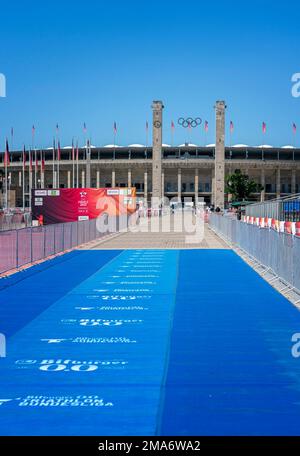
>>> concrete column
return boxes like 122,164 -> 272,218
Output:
144,170 -> 148,201
195,169 -> 199,206
96,170 -> 100,188
112,169 -> 116,187
291,169 -> 296,194
18,171 -> 22,187
86,145 -> 91,188
128,169 -> 132,188
177,168 -> 182,203
41,171 -> 45,189
276,168 -> 281,198
161,170 -> 165,197
211,168 -> 215,206
260,169 -> 265,202
81,170 -> 85,188
67,170 -> 71,189
152,100 -> 164,203
214,100 -> 226,209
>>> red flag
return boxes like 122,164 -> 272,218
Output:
262,122 -> 267,134
29,149 -> 33,172
57,141 -> 61,161
4,139 -> 10,167
23,145 -> 26,170
230,121 -> 234,133
204,121 -> 209,132
171,121 -> 175,130
293,123 -> 297,134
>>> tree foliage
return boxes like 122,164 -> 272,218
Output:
225,169 -> 263,201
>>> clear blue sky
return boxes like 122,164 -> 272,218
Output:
0,0 -> 300,149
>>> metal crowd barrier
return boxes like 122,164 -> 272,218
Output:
209,213 -> 300,292
245,194 -> 300,222
0,214 -> 134,275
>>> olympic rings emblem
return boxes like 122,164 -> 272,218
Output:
178,117 -> 202,128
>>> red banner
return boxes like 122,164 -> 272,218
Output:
32,188 -> 136,224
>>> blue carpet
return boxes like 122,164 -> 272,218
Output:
0,250 -> 121,337
159,250 -> 300,436
0,249 -> 300,435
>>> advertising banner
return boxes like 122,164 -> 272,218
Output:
32,188 -> 136,224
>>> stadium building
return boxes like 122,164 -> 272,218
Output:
1,100 -> 300,209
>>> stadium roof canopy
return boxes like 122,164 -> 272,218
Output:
178,143 -> 198,147
128,144 -> 145,147
257,144 -> 273,148
103,144 -> 121,148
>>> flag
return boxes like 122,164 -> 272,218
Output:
4,139 -> 10,167
113,121 -> 117,134
262,122 -> 267,134
230,121 -> 234,133
72,140 -> 75,161
32,125 -> 35,136
57,140 -> 61,161
35,150 -> 39,169
204,121 -> 209,132
146,121 -> 149,131
83,122 -> 87,133
11,127 -> 14,138
293,122 -> 297,134
171,121 -> 175,130
23,146 -> 26,169
76,141 -> 79,161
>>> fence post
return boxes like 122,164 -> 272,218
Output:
16,229 -> 19,269
62,223 -> 65,252
30,228 -> 33,263
43,226 -> 46,259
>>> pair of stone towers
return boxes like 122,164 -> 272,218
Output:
151,100 -> 226,208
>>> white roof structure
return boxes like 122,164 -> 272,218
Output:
232,144 -> 249,148
63,146 -> 72,149
205,143 -> 215,147
257,144 -> 273,148
103,144 -> 121,148
178,143 -> 198,147
281,145 -> 295,149
128,144 -> 145,147
162,143 -> 171,147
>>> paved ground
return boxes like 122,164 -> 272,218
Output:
85,215 -> 228,250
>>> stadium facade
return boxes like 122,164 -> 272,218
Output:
1,100 -> 300,209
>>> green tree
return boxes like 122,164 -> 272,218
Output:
225,169 -> 263,201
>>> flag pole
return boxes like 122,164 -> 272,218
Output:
29,148 -> 32,212
52,138 -> 56,188
76,141 -> 79,188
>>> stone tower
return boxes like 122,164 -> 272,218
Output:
214,100 -> 226,209
152,100 -> 164,202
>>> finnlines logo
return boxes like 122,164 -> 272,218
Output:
61,318 -> 143,326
